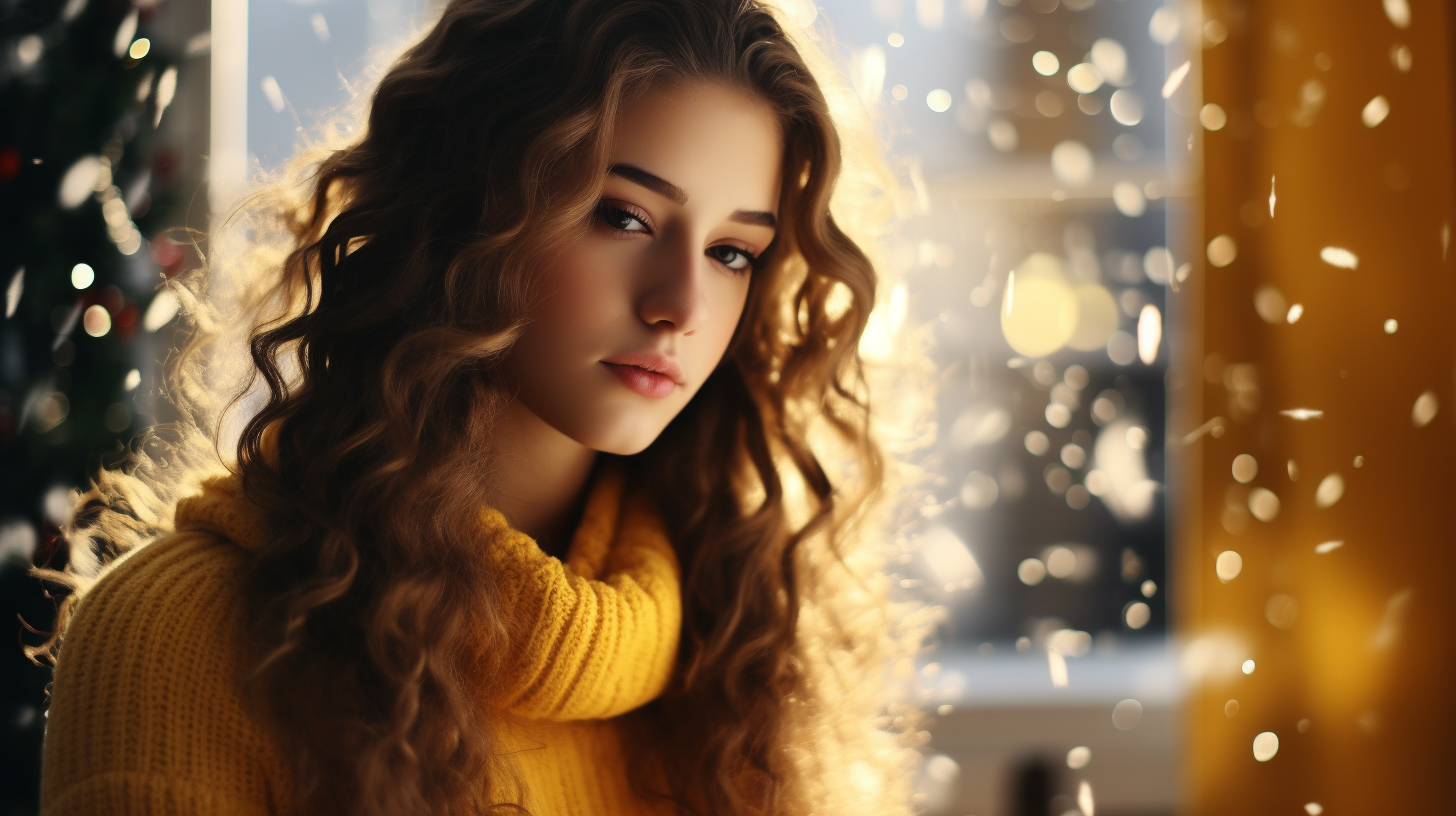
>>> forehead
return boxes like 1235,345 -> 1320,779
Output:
607,81 -> 783,214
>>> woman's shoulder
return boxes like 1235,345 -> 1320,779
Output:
80,525 -> 254,615
42,530 -> 292,816
61,470 -> 275,660
61,528 -> 260,669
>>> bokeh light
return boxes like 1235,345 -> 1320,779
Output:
1199,103 -> 1227,131
1231,454 -> 1257,483
1206,235 -> 1237,267
143,289 -> 180,332
1000,254 -> 1076,357
1111,699 -> 1143,731
1148,8 -> 1180,44
1265,595 -> 1298,630
1017,558 -> 1046,586
1050,140 -> 1094,186
1112,182 -> 1146,217
1248,488 -> 1280,522
1078,781 -> 1095,816
1032,50 -> 1059,76
1385,0 -> 1412,27
1315,473 -> 1345,508
1136,305 -> 1162,364
1320,246 -> 1358,269
1252,732 -> 1279,762
1065,63 -> 1103,95
1109,88 -> 1142,126
1412,390 -> 1439,427
1216,551 -> 1243,583
1161,60 -> 1190,98
82,304 -> 111,338
1045,547 -> 1077,580
1362,95 -> 1390,128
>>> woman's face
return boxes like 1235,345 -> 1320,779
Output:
501,81 -> 782,455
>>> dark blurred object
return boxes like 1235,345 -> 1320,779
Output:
0,0 -> 207,812
0,548 -> 58,816
1011,758 -> 1053,816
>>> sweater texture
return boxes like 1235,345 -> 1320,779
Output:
40,465 -> 683,816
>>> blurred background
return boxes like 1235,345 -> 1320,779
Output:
2,1 -> 1453,815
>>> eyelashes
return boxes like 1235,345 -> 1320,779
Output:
596,201 -> 651,234
594,200 -> 763,274
704,244 -> 761,273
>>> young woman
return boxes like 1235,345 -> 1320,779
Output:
36,1 -> 921,814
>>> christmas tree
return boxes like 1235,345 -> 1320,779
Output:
1,0 -> 199,809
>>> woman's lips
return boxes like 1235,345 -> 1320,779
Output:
603,363 -> 676,398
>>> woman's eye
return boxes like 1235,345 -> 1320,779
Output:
708,245 -> 758,273
597,203 -> 650,233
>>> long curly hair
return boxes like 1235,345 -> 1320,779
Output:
37,1 -> 928,814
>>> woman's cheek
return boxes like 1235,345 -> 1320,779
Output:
544,243 -> 632,331
699,274 -> 752,367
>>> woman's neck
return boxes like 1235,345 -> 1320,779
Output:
487,400 -> 599,557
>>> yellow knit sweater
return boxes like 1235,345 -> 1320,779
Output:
40,466 -> 683,816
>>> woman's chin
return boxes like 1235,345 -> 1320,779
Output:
578,422 -> 667,457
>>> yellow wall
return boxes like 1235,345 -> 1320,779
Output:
1182,0 -> 1456,812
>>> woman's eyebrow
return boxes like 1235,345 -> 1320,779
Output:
609,163 -> 777,229
729,210 -> 776,228
608,163 -> 687,205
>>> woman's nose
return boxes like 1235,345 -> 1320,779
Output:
636,232 -> 709,335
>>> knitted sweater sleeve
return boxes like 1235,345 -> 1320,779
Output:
471,489 -> 683,722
